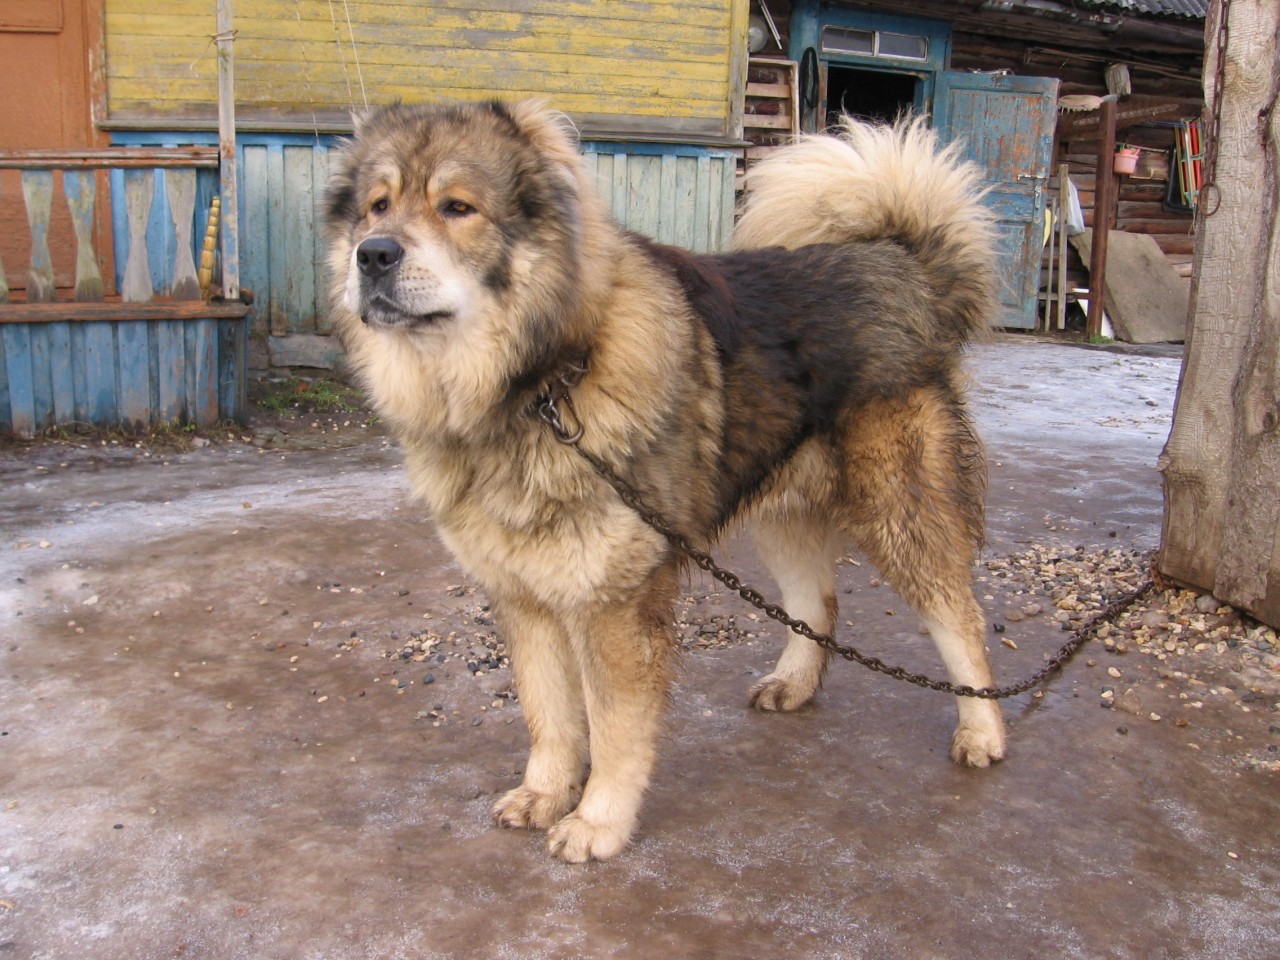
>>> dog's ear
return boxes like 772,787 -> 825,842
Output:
504,99 -> 582,171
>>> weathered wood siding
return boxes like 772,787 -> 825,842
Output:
105,0 -> 748,139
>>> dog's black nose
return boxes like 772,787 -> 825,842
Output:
356,237 -> 404,279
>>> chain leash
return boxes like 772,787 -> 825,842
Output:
537,384 -> 1155,701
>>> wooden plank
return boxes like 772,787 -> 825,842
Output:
241,145 -> 271,338
692,156 -> 711,252
28,323 -> 54,430
193,317 -> 218,427
121,169 -> 155,302
218,314 -> 247,421
167,169 -> 201,300
673,156 -> 696,250
82,321 -> 118,424
628,155 -> 662,240
610,152 -> 629,227
46,321 -> 76,425
0,329 -> 10,429
115,319 -> 151,428
0,147 -> 220,169
284,145 -> 316,332
156,317 -> 186,423
312,145 -> 333,333
742,115 -> 793,130
266,145 -> 287,336
717,155 -> 735,250
0,301 -> 249,323
2,324 -> 36,436
657,153 -> 678,245
63,170 -> 106,302
746,82 -> 791,99
21,171 -> 57,303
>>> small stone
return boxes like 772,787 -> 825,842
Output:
1194,594 -> 1221,614
1141,611 -> 1170,630
1107,666 -> 1122,678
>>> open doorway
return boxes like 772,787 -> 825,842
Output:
825,65 -> 917,127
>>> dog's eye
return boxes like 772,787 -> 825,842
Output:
442,200 -> 475,218
370,197 -> 390,215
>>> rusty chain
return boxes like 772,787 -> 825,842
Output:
538,384 -> 1154,700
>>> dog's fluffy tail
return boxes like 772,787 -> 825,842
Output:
732,115 -> 996,346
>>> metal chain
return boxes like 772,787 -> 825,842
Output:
1197,0 -> 1230,221
538,388 -> 1154,700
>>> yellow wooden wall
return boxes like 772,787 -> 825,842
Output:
104,0 -> 748,139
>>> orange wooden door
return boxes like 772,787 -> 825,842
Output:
0,0 -> 106,298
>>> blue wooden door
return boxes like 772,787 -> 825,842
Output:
932,72 -> 1058,330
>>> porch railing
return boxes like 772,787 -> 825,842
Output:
0,147 -> 249,434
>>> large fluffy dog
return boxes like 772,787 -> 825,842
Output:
324,100 -> 1002,862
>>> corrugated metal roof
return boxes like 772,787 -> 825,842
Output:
1075,0 -> 1207,18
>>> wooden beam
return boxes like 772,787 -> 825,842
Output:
1086,96 -> 1118,339
0,147 -> 220,169
0,300 -> 250,323
216,0 -> 240,302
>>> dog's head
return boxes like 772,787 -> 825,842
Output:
323,100 -> 585,335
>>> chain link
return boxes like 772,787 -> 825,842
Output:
538,390 -> 1155,700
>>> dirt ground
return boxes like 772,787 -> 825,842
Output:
2,337 -> 1277,960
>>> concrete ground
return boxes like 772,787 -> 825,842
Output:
2,338 -> 1277,960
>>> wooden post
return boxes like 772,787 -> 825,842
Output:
1056,162 -> 1069,331
1160,0 -> 1280,627
216,0 -> 240,302
1085,96 -> 1117,339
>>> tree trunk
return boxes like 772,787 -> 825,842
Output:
1159,0 -> 1280,627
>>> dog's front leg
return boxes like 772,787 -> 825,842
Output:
546,570 -> 678,862
491,597 -> 588,831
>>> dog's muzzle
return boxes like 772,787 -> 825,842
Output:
356,236 -> 404,281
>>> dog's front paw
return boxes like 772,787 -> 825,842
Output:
950,721 -> 1006,768
546,811 -> 632,863
492,785 -> 579,831
748,673 -> 818,712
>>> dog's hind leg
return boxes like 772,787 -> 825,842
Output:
747,516 -> 843,712
492,596 -> 588,832
844,391 -> 1006,767
545,563 -> 679,863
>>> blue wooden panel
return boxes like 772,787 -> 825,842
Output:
672,156 -> 698,250
240,145 -> 271,328
193,318 -> 218,427
284,145 -> 317,332
46,322 -> 76,426
115,320 -> 151,428
82,322 -> 118,424
0,331 -> 10,430
3,325 -> 35,437
218,316 -> 248,420
312,145 -> 333,334
693,156 -> 712,253
156,319 -> 186,423
266,145 -> 288,335
28,324 -> 54,430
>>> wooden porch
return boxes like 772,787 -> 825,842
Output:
0,146 -> 249,437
